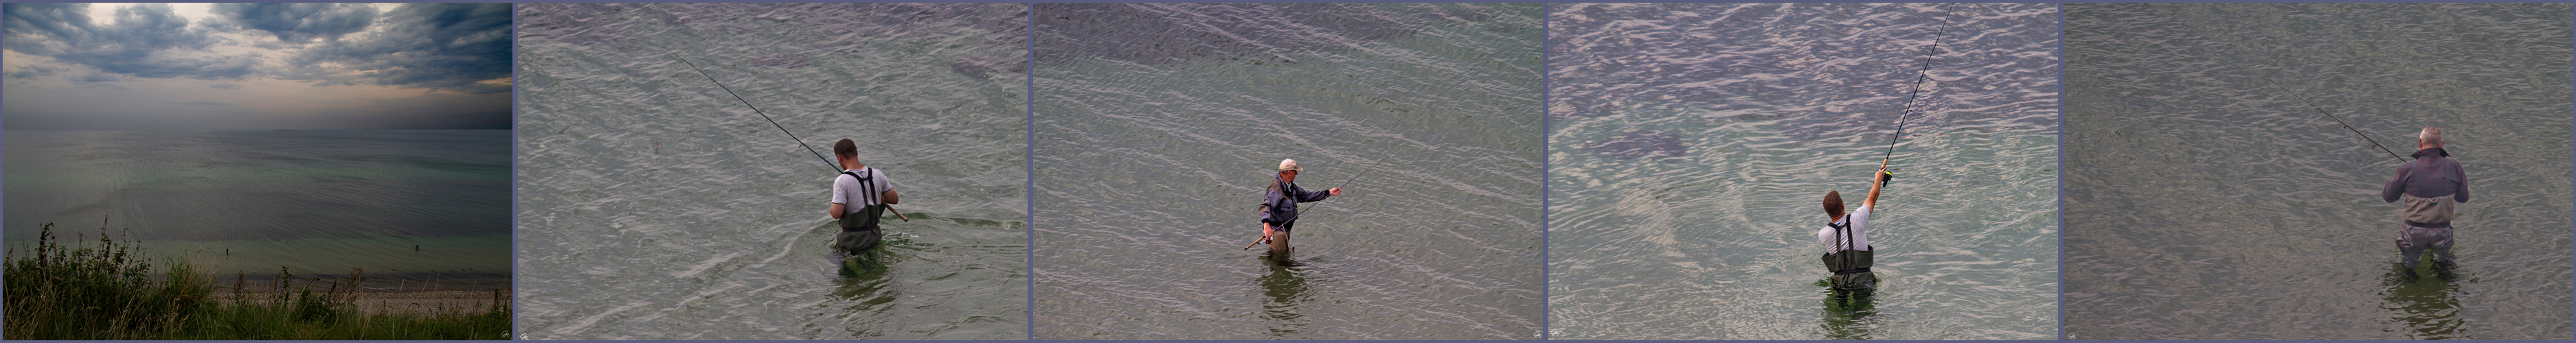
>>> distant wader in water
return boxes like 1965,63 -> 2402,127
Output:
1258,158 -> 1339,259
2383,127 -> 2467,273
830,139 -> 901,255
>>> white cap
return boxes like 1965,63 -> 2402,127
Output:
1278,158 -> 1302,172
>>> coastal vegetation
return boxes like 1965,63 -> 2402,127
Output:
4,222 -> 510,340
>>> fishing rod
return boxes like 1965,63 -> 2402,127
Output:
1243,165 -> 1372,250
1876,7 -> 1953,181
678,57 -> 908,222
2260,77 -> 2410,163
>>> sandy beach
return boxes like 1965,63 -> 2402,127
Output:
212,272 -> 510,315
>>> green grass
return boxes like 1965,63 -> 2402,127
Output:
5,222 -> 511,340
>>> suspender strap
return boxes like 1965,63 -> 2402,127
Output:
1829,214 -> 1855,251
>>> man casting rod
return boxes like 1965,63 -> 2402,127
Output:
678,57 -> 907,222
1245,165 -> 1368,250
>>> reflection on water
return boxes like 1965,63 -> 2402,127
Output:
826,241 -> 900,339
2382,262 -> 2463,340
1257,259 -> 1313,339
1820,286 -> 1880,340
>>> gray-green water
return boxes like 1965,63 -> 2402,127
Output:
513,3 -> 1026,340
1546,3 -> 2061,340
1029,3 -> 1542,340
3,130 -> 511,287
2064,3 -> 2574,340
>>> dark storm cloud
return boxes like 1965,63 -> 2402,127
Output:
208,3 -> 379,43
285,3 -> 510,94
1,3 -> 256,80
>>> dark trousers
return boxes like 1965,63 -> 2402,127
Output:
2398,225 -> 2455,269
837,227 -> 882,255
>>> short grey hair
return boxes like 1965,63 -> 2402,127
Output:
2419,126 -> 2442,147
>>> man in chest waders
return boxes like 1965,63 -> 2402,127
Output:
828,139 -> 901,255
1820,167 -> 1891,293
1258,158 -> 1340,259
2384,127 -> 2468,277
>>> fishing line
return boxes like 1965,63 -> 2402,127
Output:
1877,5 -> 1954,178
2259,77 -> 2410,163
679,56 -> 910,222
677,57 -> 839,172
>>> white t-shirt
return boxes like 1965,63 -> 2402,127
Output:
1818,204 -> 1871,253
831,167 -> 895,215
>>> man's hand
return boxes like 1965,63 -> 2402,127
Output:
1262,222 -> 1276,243
1876,168 -> 1893,185
1329,187 -> 1343,196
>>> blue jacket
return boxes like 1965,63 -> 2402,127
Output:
1259,176 -> 1331,225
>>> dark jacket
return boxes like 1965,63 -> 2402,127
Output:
1259,176 -> 1331,225
2383,147 -> 2469,228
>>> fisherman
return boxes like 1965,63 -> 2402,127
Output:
828,139 -> 900,255
2384,126 -> 2468,272
1820,167 -> 1891,291
1258,158 -> 1341,255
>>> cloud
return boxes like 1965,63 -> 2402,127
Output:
285,3 -> 510,94
209,82 -> 242,89
1,3 -> 256,80
207,3 -> 379,43
5,65 -> 57,79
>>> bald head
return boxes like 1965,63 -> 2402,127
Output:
2419,126 -> 2442,149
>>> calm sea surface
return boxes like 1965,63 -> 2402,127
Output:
1548,3 -> 2061,340
3,130 -> 510,285
2064,3 -> 2573,340
1030,3 -> 1544,340
514,3 -> 1027,340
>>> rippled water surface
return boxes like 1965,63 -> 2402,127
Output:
2064,3 -> 2573,340
1546,3 -> 2061,340
1030,3 -> 1542,340
514,3 -> 1026,340
3,130 -> 511,285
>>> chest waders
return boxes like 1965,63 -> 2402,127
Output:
837,169 -> 888,254
2397,193 -> 2458,271
1822,214 -> 1877,290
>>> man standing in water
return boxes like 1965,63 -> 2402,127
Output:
828,139 -> 900,255
1258,158 -> 1340,257
2384,126 -> 2468,274
1820,167 -> 1891,292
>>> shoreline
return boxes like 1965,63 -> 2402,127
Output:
210,272 -> 510,316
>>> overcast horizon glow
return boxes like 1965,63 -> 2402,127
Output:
3,3 -> 510,130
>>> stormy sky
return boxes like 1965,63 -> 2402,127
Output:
2,3 -> 510,130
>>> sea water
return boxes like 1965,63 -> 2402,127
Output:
1547,3 -> 2062,340
513,3 -> 1028,340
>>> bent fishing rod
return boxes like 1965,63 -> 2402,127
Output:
2259,77 -> 2410,164
1244,165 -> 1372,250
678,57 -> 907,222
